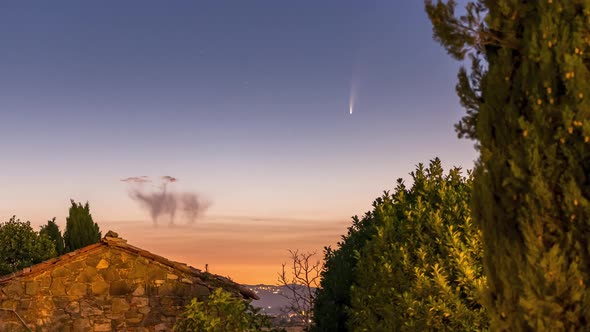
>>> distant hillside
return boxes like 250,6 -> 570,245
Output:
245,284 -> 316,316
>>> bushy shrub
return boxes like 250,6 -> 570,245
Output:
174,288 -> 278,332
312,202 -> 381,331
313,159 -> 486,331
0,216 -> 57,275
349,159 -> 486,331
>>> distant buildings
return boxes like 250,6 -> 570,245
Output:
247,284 -> 315,329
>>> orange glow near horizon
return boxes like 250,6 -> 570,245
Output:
98,216 -> 349,285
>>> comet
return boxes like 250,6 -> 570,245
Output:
349,79 -> 357,115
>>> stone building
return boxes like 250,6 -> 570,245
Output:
0,231 -> 257,331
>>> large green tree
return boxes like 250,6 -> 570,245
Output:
63,200 -> 101,252
0,216 -> 57,275
349,159 -> 486,331
426,1 -> 590,330
40,217 -> 65,255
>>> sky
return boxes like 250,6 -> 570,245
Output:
0,1 -> 476,284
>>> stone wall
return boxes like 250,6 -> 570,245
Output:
0,246 -> 216,332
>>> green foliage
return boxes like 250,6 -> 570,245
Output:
426,1 -> 590,330
63,200 -> 101,252
313,160 -> 486,331
348,159 -> 487,331
174,288 -> 278,332
0,216 -> 57,275
312,205 -> 381,331
40,217 -> 65,255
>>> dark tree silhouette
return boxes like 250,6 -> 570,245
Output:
40,217 -> 65,255
63,200 -> 101,252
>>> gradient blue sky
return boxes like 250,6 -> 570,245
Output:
1,1 -> 476,283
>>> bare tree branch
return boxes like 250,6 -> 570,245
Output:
277,250 -> 322,330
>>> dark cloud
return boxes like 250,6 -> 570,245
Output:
122,176 -> 210,225
161,176 -> 178,183
121,176 -> 151,184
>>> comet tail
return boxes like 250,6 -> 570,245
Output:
349,80 -> 356,115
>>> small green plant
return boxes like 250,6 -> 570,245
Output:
174,288 -> 280,332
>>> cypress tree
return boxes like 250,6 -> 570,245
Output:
63,200 -> 101,252
426,1 -> 590,330
40,217 -> 65,255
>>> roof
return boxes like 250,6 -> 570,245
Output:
0,230 -> 258,300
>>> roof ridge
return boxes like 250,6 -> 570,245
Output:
0,230 -> 258,300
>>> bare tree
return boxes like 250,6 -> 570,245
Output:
277,250 -> 321,330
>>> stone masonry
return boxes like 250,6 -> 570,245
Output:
0,232 -> 257,332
